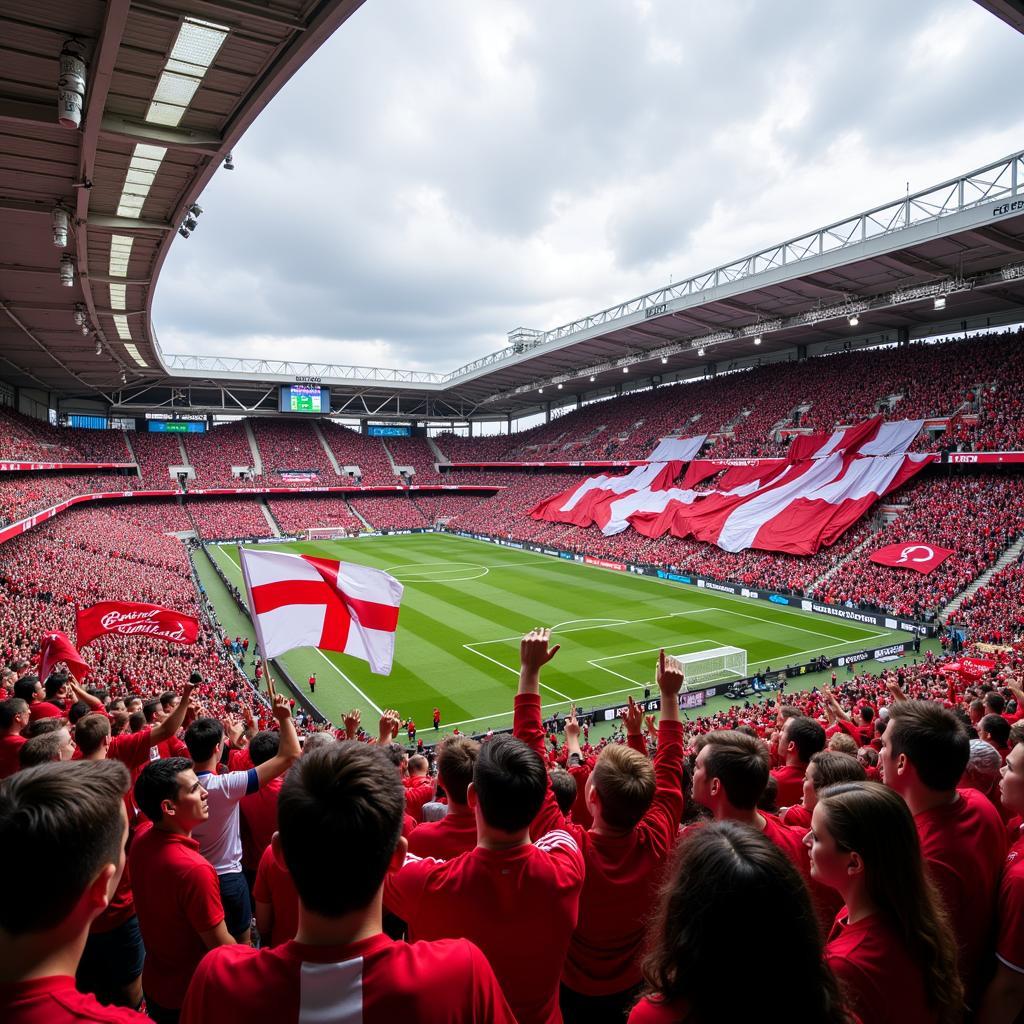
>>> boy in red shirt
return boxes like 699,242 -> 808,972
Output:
881,699 -> 1006,1006
129,758 -> 234,1022
771,714 -> 826,807
407,736 -> 480,860
0,698 -> 29,779
402,753 -> 436,822
0,759 -> 144,1022
526,642 -> 686,1024
182,742 -> 515,1024
384,630 -> 585,1024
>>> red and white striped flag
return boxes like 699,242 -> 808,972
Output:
239,548 -> 404,675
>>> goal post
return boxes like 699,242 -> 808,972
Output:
303,526 -> 357,541
674,645 -> 747,690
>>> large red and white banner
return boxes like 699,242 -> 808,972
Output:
530,460 -> 684,529
77,601 -> 200,648
239,548 -> 403,674
38,630 -> 90,682
646,434 -> 707,462
787,416 -> 883,461
867,542 -> 955,575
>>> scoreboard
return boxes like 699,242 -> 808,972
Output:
279,384 -> 330,414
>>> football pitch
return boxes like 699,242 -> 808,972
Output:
201,533 -> 914,734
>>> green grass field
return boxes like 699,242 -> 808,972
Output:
200,533 -> 915,734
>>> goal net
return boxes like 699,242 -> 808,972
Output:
675,646 -> 747,690
303,526 -> 357,541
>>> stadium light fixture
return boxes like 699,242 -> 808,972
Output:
538,387 -> 543,394
58,253 -> 75,287
51,205 -> 70,248
223,152 -> 234,171
661,356 -> 668,364
120,371 -> 127,384
622,366 -> 628,373
697,347 -> 705,357
95,338 -> 102,356
754,336 -> 762,345
73,303 -> 86,326
934,296 -> 946,310
58,41 -> 87,129
178,226 -> 190,239
189,203 -> 203,218
183,216 -> 197,232
80,322 -> 90,336
557,383 -> 563,389
848,314 -> 859,326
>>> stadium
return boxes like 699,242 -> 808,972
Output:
2,1 -> 1024,1022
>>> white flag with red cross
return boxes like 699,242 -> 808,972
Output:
239,548 -> 403,674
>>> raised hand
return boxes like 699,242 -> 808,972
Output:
271,694 -> 291,723
564,712 -> 581,744
656,649 -> 685,699
343,708 -> 361,739
619,695 -> 643,736
520,628 -> 561,673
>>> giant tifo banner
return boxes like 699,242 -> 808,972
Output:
530,420 -> 934,556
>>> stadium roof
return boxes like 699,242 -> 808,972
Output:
2,0 -> 1024,423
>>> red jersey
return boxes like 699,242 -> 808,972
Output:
403,775 -> 436,822
384,700 -> 585,1024
770,763 -> 806,808
180,933 -> 517,1024
0,733 -> 26,778
915,787 -> 1006,1001
0,976 -> 144,1023
781,804 -> 812,829
561,720 -> 685,995
407,806 -> 478,860
628,995 -> 690,1023
128,827 -> 225,1010
826,911 -> 939,1024
995,829 -> 1024,974
253,842 -> 299,947
240,775 -> 283,872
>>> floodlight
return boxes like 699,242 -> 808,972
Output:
848,315 -> 859,326
189,203 -> 203,218
589,375 -> 595,382
95,338 -> 102,356
754,336 -> 762,345
59,253 -> 75,286
51,205 -> 70,248
622,366 -> 628,373
80,322 -> 90,336
223,152 -> 234,171
661,356 -> 668,364
73,304 -> 86,326
178,226 -> 190,239
557,383 -> 563,389
183,216 -> 197,231
58,44 -> 87,129
697,347 -> 705,357
934,297 -> 946,310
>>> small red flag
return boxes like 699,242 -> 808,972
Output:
867,542 -> 955,574
76,601 -> 200,649
38,630 -> 91,682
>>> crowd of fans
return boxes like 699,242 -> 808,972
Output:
5,608 -> 1024,1023
949,555 -> 1024,646
266,497 -> 363,535
186,500 -> 273,540
182,423 -> 256,488
0,471 -> 137,527
385,436 -> 444,482
0,407 -> 130,462
320,423 -> 398,485
251,421 -> 336,480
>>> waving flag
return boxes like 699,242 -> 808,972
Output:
38,630 -> 90,682
239,548 -> 404,674
787,416 -> 882,461
77,601 -> 200,648
868,542 -> 955,574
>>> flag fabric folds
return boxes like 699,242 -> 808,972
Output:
646,434 -> 708,462
77,601 -> 200,648
38,630 -> 90,682
239,548 -> 404,675
867,542 -> 955,574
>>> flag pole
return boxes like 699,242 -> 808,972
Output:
237,545 -> 274,702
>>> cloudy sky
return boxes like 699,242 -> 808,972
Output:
153,0 -> 1024,374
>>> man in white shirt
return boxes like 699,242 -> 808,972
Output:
183,694 -> 299,943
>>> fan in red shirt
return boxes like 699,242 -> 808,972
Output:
880,699 -> 1006,1006
129,757 -> 234,1020
806,781 -> 964,1024
253,837 -> 299,947
72,682 -> 196,1011
628,821 -> 852,1024
536,649 -> 686,1024
0,697 -> 29,779
771,714 -> 826,807
402,755 -> 436,822
407,736 -> 480,860
691,728 -> 840,932
181,741 -> 516,1024
979,741 -> 1024,1020
240,730 -> 288,886
384,629 -> 586,1024
0,759 -> 145,1023
780,750 -> 866,830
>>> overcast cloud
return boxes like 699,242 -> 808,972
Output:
153,0 -> 1024,373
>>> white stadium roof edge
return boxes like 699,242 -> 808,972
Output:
1,0 -> 1023,424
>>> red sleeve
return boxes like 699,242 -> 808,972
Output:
166,736 -> 189,758
253,846 -> 273,905
108,726 -> 155,770
627,733 -> 647,755
637,719 -> 685,850
183,861 -> 225,934
514,693 -> 573,840
835,720 -> 861,743
568,761 -> 594,830
997,864 -> 1024,972
382,854 -> 442,924
228,747 -> 253,771
181,946 -> 241,1024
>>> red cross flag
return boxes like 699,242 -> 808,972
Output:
867,542 -> 955,574
238,548 -> 404,675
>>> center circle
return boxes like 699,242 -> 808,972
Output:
386,562 -> 490,583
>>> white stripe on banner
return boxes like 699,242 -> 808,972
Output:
715,453 -> 845,553
646,434 -> 707,462
856,419 -> 924,456
259,605 -> 327,660
299,958 -> 363,1023
240,548 -> 321,587
559,462 -> 671,513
